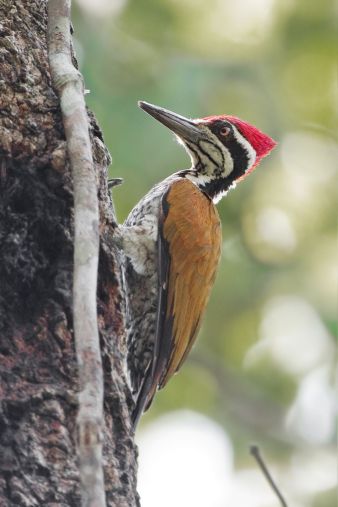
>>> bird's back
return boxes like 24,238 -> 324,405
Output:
124,176 -> 222,421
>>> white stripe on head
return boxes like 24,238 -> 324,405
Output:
232,125 -> 256,171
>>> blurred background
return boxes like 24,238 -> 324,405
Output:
73,0 -> 336,505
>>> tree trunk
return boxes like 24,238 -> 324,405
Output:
0,1 -> 138,505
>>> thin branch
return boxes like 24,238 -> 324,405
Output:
47,2 -> 106,507
250,445 -> 288,507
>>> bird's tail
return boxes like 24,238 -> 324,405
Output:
132,364 -> 157,430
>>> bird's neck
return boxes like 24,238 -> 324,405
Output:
177,167 -> 234,204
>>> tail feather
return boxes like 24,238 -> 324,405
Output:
132,365 -> 157,430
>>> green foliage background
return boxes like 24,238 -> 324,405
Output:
73,0 -> 336,504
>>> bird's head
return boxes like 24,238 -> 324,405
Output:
139,101 -> 276,203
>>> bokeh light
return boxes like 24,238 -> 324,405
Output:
137,411 -> 233,507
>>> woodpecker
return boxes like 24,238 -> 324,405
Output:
117,101 -> 276,428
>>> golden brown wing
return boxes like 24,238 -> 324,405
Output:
156,178 -> 222,387
132,178 -> 221,427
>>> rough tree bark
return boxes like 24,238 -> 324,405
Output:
0,1 -> 138,506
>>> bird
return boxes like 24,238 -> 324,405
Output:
117,101 -> 276,428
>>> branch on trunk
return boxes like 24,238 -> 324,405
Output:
47,1 -> 106,506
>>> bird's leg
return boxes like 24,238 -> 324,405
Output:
114,224 -> 156,275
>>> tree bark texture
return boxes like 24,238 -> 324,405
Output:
0,1 -> 138,506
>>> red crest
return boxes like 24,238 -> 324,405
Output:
224,115 -> 276,159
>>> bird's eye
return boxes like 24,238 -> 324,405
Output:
220,126 -> 231,137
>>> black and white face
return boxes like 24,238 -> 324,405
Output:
138,101 -> 276,203
180,118 -> 257,201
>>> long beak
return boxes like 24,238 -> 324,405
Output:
138,101 -> 201,143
